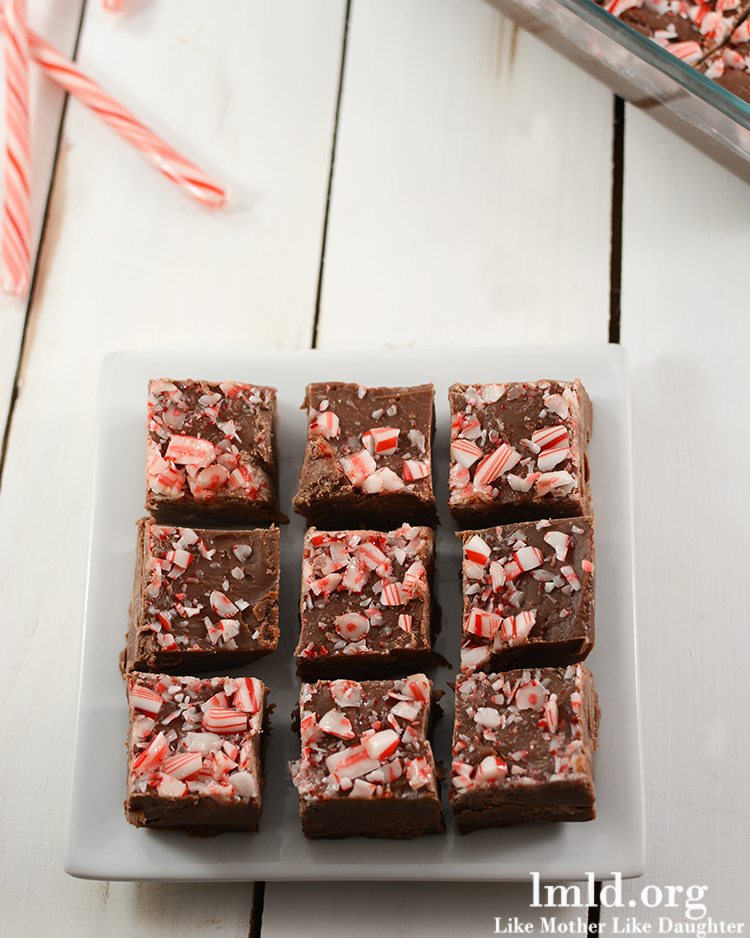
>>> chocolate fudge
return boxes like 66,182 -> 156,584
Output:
125,672 -> 268,834
292,382 -> 437,529
146,378 -> 282,524
450,665 -> 599,832
448,380 -> 592,527
457,518 -> 595,674
295,525 -> 435,680
599,0 -> 748,67
291,675 -> 444,838
123,518 -> 279,674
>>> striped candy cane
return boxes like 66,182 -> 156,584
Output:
1,0 -> 31,298
0,13 -> 227,209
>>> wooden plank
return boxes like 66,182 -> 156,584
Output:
0,3 -> 345,935
0,0 -> 84,434
316,0 -> 613,347
263,883 -> 587,937
601,107 -> 750,926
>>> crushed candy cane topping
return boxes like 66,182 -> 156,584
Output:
459,519 -> 594,671
137,520 -> 277,654
127,673 -> 265,803
450,665 -> 595,795
296,525 -> 433,660
299,382 -> 433,496
147,378 -> 274,505
448,380 -> 589,506
291,675 -> 439,801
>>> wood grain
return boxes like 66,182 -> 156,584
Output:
0,3 -> 345,935
316,0 -> 613,348
601,107 -> 750,926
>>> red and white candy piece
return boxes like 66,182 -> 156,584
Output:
515,680 -> 547,711
349,779 -> 377,799
364,426 -> 400,455
326,744 -> 380,780
334,612 -> 370,642
355,541 -> 390,575
319,709 -> 356,740
165,434 -> 215,467
537,446 -> 571,472
233,677 -> 262,714
339,450 -> 376,487
531,425 -> 568,452
535,470 -> 575,496
398,613 -> 413,634
403,673 -> 430,703
161,751 -> 202,780
451,438 -> 482,469
474,443 -> 521,486
560,565 -> 582,591
130,683 -> 163,716
513,545 -> 544,572
402,559 -> 426,594
381,582 -> 409,606
474,707 -> 502,728
464,534 -> 491,566
475,755 -> 508,783
311,411 -> 340,439
330,680 -> 362,708
330,679 -> 363,708
364,728 -> 400,761
310,572 -> 342,596
543,694 -> 559,734
500,609 -> 536,644
405,756 -> 432,790
544,530 -> 571,561
210,590 -> 239,618
132,731 -> 168,775
460,644 -> 491,672
402,459 -> 429,482
155,773 -> 187,799
202,708 -> 248,735
467,607 -> 502,639
489,560 -> 506,591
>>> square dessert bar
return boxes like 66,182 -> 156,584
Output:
291,674 -> 444,838
125,672 -> 268,834
458,517 -> 595,674
123,518 -> 279,674
450,664 -> 599,833
295,525 -> 435,680
292,382 -> 437,528
146,378 -> 281,524
448,379 -> 592,527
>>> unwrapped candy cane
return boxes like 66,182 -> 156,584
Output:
1,0 -> 31,297
0,12 -> 227,210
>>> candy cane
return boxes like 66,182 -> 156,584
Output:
1,0 -> 31,297
0,13 -> 227,209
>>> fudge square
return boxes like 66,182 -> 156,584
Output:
450,664 -> 599,833
458,517 -> 595,674
125,672 -> 268,834
146,378 -> 281,524
448,379 -> 592,527
123,518 -> 279,674
291,674 -> 444,838
292,382 -> 437,528
295,524 -> 435,680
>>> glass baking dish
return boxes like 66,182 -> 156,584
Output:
487,0 -> 750,167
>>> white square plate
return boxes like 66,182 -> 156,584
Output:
66,345 -> 644,882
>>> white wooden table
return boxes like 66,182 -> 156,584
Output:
1,1 -> 748,934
